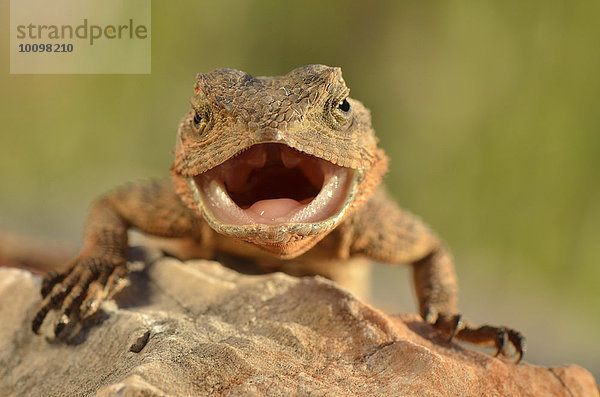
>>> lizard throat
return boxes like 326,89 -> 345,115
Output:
188,143 -> 357,228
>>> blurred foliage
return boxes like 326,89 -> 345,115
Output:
1,0 -> 598,378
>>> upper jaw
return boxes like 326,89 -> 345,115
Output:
186,143 -> 361,245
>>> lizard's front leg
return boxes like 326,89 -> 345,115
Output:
413,247 -> 525,362
348,188 -> 525,362
32,180 -> 204,335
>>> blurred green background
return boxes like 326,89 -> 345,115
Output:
1,0 -> 598,380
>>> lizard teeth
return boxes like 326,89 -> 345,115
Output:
205,179 -> 256,225
288,169 -> 347,223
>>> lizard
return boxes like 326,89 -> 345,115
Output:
31,64 -> 525,362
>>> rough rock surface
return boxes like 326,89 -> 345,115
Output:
1,249 -> 598,397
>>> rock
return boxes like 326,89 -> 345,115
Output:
0,250 -> 598,396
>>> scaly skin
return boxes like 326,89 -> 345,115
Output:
32,65 -> 525,362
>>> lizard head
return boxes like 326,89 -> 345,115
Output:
171,65 -> 388,258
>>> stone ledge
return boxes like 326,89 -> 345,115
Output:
0,252 -> 597,396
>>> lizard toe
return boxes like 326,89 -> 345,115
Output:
430,311 -> 464,342
454,323 -> 527,363
52,268 -> 97,335
490,327 -> 507,357
32,270 -> 79,334
41,270 -> 66,298
507,328 -> 526,364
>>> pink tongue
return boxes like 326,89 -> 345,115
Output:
248,198 -> 303,222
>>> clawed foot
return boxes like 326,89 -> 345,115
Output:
427,311 -> 526,363
32,256 -> 128,336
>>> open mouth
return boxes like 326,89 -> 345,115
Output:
191,143 -> 355,226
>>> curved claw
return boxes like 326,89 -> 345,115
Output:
54,313 -> 70,335
507,329 -> 526,364
446,314 -> 463,342
32,304 -> 51,334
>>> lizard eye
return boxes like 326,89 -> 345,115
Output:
189,96 -> 211,133
193,111 -> 202,128
192,108 -> 210,132
338,98 -> 350,113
